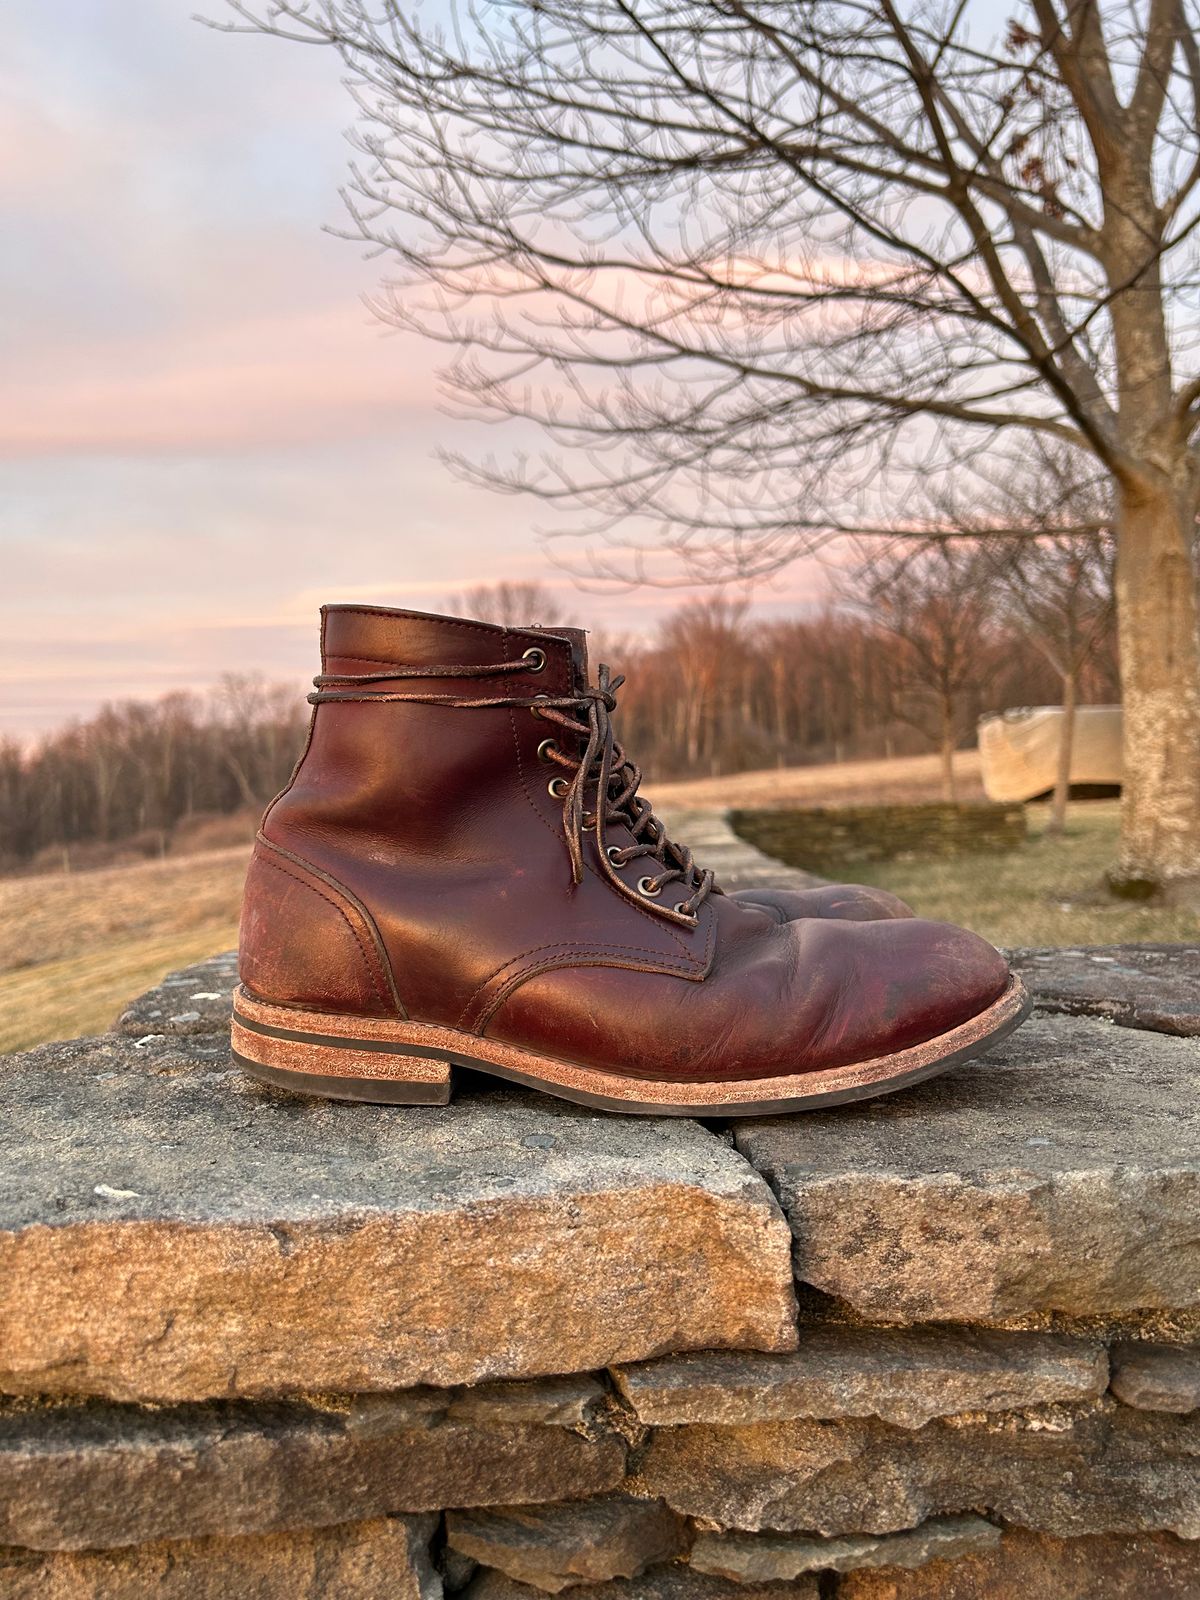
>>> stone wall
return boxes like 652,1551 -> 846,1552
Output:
730,805 -> 1027,871
3,944 -> 1199,1598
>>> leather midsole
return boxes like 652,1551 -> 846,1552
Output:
232,977 -> 1030,1109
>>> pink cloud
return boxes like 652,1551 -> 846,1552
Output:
0,300 -> 437,458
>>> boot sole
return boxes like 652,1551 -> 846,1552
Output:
230,976 -> 1031,1117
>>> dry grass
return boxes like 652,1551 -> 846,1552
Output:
652,750 -> 985,809
2,755 -> 1194,1055
0,848 -> 247,1053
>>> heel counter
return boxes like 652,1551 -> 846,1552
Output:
238,837 -> 402,1018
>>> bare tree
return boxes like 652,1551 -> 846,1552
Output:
216,0 -> 1200,884
975,445 -> 1117,832
450,581 -> 578,630
842,543 -> 1001,801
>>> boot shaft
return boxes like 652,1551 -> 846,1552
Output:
244,604 -> 719,1027
267,605 -> 586,854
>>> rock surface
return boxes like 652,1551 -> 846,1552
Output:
0,1515 -> 439,1600
838,1528 -> 1200,1599
1010,944 -> 1200,1036
465,1566 -> 819,1600
735,1015 -> 1200,1323
1,1035 -> 797,1401
446,1377 -> 608,1430
633,1400 -> 1200,1538
446,1496 -> 689,1592
611,1328 -> 1106,1430
688,1516 -> 1001,1580
0,1391 -> 625,1552
112,952 -> 239,1038
1109,1342 -> 1200,1413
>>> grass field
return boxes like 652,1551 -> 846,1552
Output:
0,848 -> 246,1054
829,800 -> 1200,949
2,754 -> 1194,1054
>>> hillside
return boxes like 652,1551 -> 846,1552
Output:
0,848 -> 246,1054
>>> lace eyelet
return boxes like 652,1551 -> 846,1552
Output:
536,738 -> 559,763
530,693 -> 550,720
522,647 -> 546,672
548,776 -> 569,799
606,845 -> 624,865
637,876 -> 662,898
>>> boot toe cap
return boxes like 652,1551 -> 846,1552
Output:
784,915 -> 1012,1072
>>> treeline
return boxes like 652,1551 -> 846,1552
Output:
602,598 -> 1116,781
0,679 -> 309,873
2,572 -> 1118,872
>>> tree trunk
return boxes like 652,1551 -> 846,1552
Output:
939,697 -> 957,804
1113,479 -> 1200,883
1047,668 -> 1078,836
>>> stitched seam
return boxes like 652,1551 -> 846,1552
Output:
256,851 -> 391,1013
328,609 -> 511,634
257,833 -> 406,1015
324,610 -> 560,647
475,952 -> 705,1035
455,936 -> 700,1029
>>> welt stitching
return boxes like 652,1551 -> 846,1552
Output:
257,851 -> 391,1013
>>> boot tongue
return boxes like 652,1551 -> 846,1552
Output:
526,625 -> 590,688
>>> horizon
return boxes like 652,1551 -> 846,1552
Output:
1,0 -> 824,739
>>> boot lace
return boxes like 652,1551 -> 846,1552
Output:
309,654 -> 716,928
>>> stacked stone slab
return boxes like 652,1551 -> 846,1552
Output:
2,943 -> 1198,1598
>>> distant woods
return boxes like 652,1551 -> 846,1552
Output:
2,563 -> 1118,874
0,679 -> 309,874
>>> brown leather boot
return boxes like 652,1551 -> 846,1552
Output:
232,605 -> 1029,1115
731,882 -> 914,922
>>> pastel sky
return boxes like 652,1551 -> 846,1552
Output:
0,0 -> 824,737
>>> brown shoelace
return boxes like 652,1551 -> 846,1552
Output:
309,655 -> 716,928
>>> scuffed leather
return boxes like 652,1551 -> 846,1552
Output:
240,604 -> 1011,1082
239,835 -> 400,1016
484,910 -> 1007,1081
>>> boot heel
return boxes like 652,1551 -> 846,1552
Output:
231,988 -> 455,1105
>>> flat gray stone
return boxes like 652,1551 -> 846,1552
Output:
632,1400 -> 1200,1538
1110,1343 -> 1200,1413
465,1566 -> 819,1600
734,1015 -> 1200,1323
1,1033 -> 797,1402
446,1495 -> 689,1592
688,1515 -> 1001,1580
0,1514 -> 439,1600
0,1392 -> 626,1552
1010,944 -> 1200,1036
111,953 -> 239,1037
612,1327 -> 1106,1430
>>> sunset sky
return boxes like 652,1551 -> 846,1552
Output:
1,0 -> 824,738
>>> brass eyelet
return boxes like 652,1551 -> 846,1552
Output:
522,646 -> 546,672
606,845 -> 624,865
548,776 -> 569,799
637,876 -> 662,897
536,738 -> 559,763
530,693 -> 550,720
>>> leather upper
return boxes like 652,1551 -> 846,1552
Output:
240,604 -> 1010,1082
